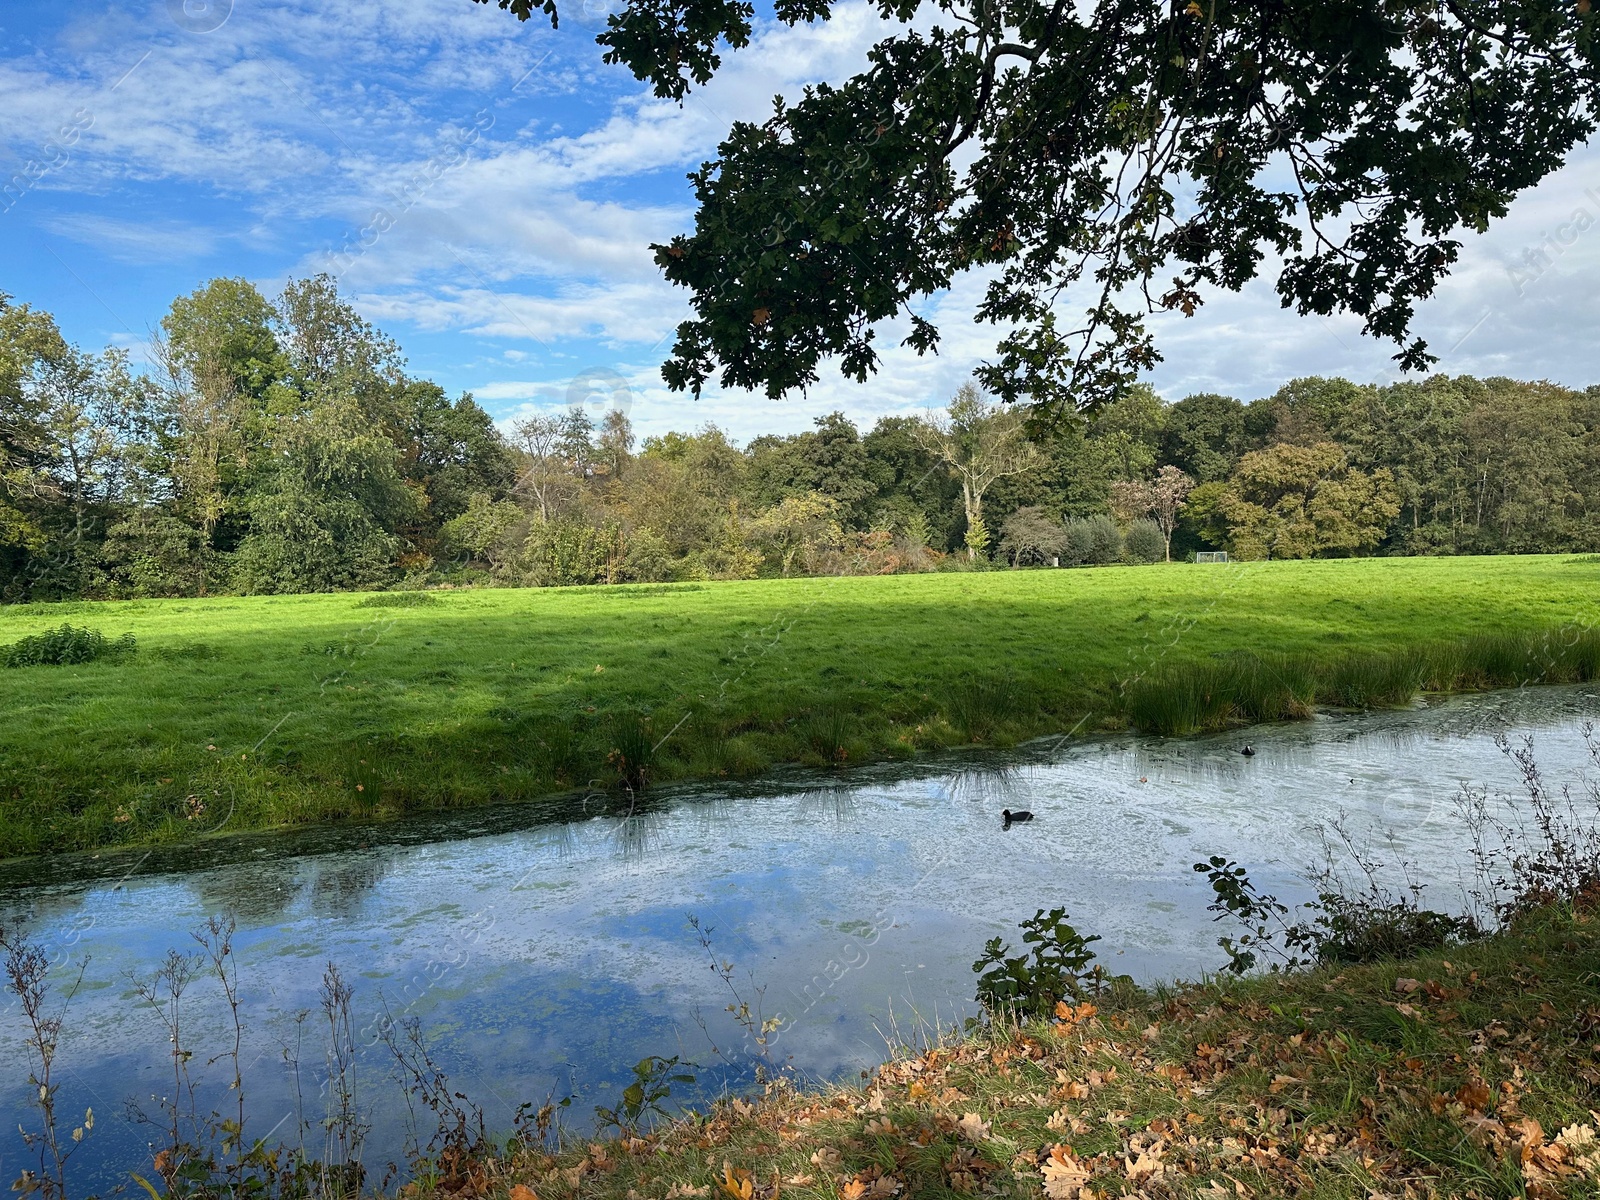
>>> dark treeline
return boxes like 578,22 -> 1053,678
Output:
2,275 -> 1597,602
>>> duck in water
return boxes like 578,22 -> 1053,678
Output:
1002,809 -> 1033,829
1239,745 -> 1256,757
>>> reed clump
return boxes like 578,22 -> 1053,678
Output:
945,674 -> 1027,743
1126,627 -> 1600,735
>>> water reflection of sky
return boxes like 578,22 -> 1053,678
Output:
2,684 -> 1596,1192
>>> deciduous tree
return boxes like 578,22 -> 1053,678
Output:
1220,442 -> 1398,559
480,0 -> 1600,412
917,382 -> 1042,558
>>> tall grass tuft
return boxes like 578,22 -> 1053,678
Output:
1319,649 -> 1428,708
802,704 -> 854,764
606,713 -> 657,792
1125,627 -> 1600,736
1125,654 -> 1314,736
946,674 -> 1026,742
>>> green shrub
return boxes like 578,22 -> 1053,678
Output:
1122,520 -> 1166,564
1194,855 -> 1480,973
1063,515 -> 1121,566
2,625 -> 136,668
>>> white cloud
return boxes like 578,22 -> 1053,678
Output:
42,212 -> 219,262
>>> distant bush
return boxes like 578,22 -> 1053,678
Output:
1122,520 -> 1166,563
1064,515 -> 1122,566
999,506 -> 1066,566
2,625 -> 136,668
354,592 -> 441,608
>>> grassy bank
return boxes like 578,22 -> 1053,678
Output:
1125,628 -> 1600,736
456,903 -> 1600,1200
2,555 -> 1598,858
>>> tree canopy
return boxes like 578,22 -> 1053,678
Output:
3,278 -> 1597,601
477,0 -> 1600,412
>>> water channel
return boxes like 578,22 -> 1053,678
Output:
2,684 -> 1596,1190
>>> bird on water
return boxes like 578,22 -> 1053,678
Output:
1239,745 -> 1256,757
1002,809 -> 1033,829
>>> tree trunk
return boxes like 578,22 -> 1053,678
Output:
963,480 -> 981,560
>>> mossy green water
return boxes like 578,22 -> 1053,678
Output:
2,555 -> 1597,858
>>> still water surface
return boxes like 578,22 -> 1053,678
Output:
2,685 -> 1596,1189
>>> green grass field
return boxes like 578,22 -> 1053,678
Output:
2,555 -> 1598,859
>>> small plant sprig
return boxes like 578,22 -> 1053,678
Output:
594,1055 -> 697,1134
687,914 -> 782,1064
2,928 -> 91,1200
1193,856 -> 1317,974
1196,843 -> 1479,975
378,1006 -> 483,1192
971,906 -> 1103,1018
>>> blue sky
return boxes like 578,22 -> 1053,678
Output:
3,0 -> 1598,442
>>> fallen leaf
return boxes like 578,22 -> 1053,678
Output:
509,1186 -> 540,1200
810,1148 -> 843,1172
1124,1138 -> 1166,1180
1457,1078 -> 1491,1113
721,1164 -> 753,1200
1558,1124 -> 1597,1148
1041,1146 -> 1089,1199
1394,977 -> 1421,995
956,1113 -> 991,1143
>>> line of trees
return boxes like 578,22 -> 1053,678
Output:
2,276 -> 1597,602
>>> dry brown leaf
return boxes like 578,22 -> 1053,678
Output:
956,1112 -> 991,1143
1123,1138 -> 1166,1180
1457,1078 -> 1492,1113
1041,1146 -> 1089,1199
720,1164 -> 754,1200
1394,977 -> 1422,995
810,1147 -> 843,1172
843,1167 -> 901,1200
509,1186 -> 540,1200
